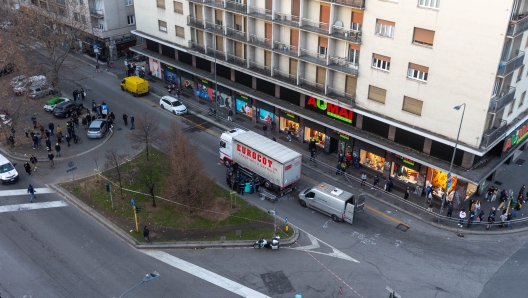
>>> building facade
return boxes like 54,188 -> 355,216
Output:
131,0 -> 528,201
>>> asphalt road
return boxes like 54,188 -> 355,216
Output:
1,43 -> 528,298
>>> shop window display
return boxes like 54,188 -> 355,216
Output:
360,150 -> 385,172
280,118 -> 299,135
391,164 -> 419,185
426,168 -> 458,199
304,128 -> 326,148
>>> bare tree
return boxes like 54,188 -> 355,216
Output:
135,157 -> 165,207
104,148 -> 126,199
162,121 -> 215,213
127,112 -> 164,161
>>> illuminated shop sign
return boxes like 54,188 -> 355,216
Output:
503,120 -> 528,153
280,109 -> 296,119
395,154 -> 415,166
333,130 -> 350,140
307,96 -> 353,124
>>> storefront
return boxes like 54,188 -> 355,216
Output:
196,77 -> 213,101
304,120 -> 327,149
113,35 -> 137,59
216,85 -> 231,108
149,58 -> 163,80
355,140 -> 386,173
329,129 -> 353,155
257,102 -> 275,126
425,167 -> 478,200
163,64 -> 179,85
389,154 -> 421,186
279,109 -> 300,136
180,70 -> 194,93
235,92 -> 252,118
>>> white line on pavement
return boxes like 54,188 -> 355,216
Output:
0,201 -> 68,213
142,250 -> 270,298
0,188 -> 55,197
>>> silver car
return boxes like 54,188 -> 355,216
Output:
87,119 -> 108,139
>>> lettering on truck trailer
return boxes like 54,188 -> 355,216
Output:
236,144 -> 278,174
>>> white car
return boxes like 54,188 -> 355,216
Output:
159,95 -> 187,115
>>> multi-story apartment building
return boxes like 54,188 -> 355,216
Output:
131,0 -> 528,201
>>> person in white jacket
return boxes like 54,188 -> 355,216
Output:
459,210 -> 466,227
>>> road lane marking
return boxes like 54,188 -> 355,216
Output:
301,174 -> 320,185
284,231 -> 359,263
0,188 -> 55,197
0,201 -> 68,213
364,205 -> 410,228
142,250 -> 270,298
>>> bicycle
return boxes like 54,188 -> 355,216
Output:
73,135 -> 82,144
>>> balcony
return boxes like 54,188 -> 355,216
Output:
187,16 -> 204,29
327,86 -> 355,108
273,41 -> 298,57
480,120 -> 507,149
331,25 -> 361,44
188,41 -> 206,54
205,21 -> 225,35
274,12 -> 300,27
328,56 -> 358,76
300,48 -> 327,66
248,6 -> 272,21
301,18 -> 329,35
273,68 -> 297,85
226,53 -> 247,68
92,27 -> 104,37
225,27 -> 247,43
489,86 -> 516,113
90,9 -> 104,18
203,0 -> 224,9
299,77 -> 325,95
249,61 -> 271,76
334,0 -> 365,9
225,0 -> 247,14
206,47 -> 226,61
497,50 -> 525,77
507,14 -> 528,37
248,34 -> 272,49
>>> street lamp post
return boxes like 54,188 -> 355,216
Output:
439,103 -> 466,223
205,28 -> 219,118
119,271 -> 160,298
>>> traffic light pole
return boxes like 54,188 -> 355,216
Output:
134,205 -> 139,233
109,184 -> 114,210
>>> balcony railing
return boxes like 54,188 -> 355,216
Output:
248,34 -> 272,49
273,68 -> 297,85
206,47 -> 226,61
273,41 -> 298,57
480,120 -> 507,149
300,48 -> 327,66
225,0 -> 247,14
327,86 -> 355,108
334,0 -> 365,9
299,77 -> 325,95
301,18 -> 329,34
225,27 -> 247,42
331,25 -> 361,44
248,6 -> 272,21
226,53 -> 247,67
328,56 -> 358,76
204,0 -> 224,8
489,86 -> 516,113
90,9 -> 104,18
507,14 -> 528,37
249,61 -> 271,76
188,41 -> 206,54
497,50 -> 525,77
187,16 -> 204,29
205,21 -> 225,35
274,12 -> 300,27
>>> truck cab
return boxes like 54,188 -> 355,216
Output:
219,128 -> 246,167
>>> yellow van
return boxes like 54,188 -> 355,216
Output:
120,76 -> 149,97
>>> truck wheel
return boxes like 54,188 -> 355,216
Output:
223,159 -> 231,167
331,215 -> 339,222
264,180 -> 272,189
121,86 -> 125,91
133,92 -> 138,97
299,200 -> 306,207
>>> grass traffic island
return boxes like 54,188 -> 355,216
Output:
59,151 -> 293,243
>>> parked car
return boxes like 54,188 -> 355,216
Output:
28,84 -> 55,99
10,75 -> 26,87
132,54 -> 146,62
159,96 -> 188,115
44,97 -> 70,112
0,62 -> 14,77
53,101 -> 84,118
87,119 -> 108,139
0,154 -> 19,184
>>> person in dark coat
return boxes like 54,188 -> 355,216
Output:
24,162 -> 32,177
123,113 -> 128,125
48,122 -> 55,135
130,115 -> 135,130
143,226 -> 151,242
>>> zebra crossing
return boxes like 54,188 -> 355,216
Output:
0,187 -> 68,213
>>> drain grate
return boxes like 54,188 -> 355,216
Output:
396,224 -> 409,232
494,181 -> 503,185
516,159 -> 525,166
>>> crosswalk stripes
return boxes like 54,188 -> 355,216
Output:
0,201 -> 68,213
0,188 -> 55,197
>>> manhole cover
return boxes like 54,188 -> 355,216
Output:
494,181 -> 503,185
260,271 -> 295,295
396,224 -> 409,232
516,159 -> 525,165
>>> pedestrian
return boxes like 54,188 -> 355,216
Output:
404,187 -> 410,200
270,121 -> 275,132
227,109 -> 233,121
486,213 -> 495,230
96,64 -> 100,73
499,210 -> 508,228
82,117 -> 87,129
57,125 -> 62,138
478,210 -> 485,222
37,133 -> 42,147
24,162 -> 32,177
31,115 -> 37,128
287,130 -> 292,142
254,176 -> 260,192
176,88 -> 180,99
385,178 -> 393,192
474,200 -> 481,216
48,152 -> 54,165
123,113 -> 128,125
361,173 -> 367,186
130,115 -> 135,130
506,211 -> 513,228
262,124 -> 268,136
468,198 -> 474,214
8,135 -> 14,148
80,88 -> 85,100
65,134 -> 71,147
458,209 -> 466,227
143,226 -> 151,243
74,116 -> 79,129
28,184 -> 36,203
427,195 -> 434,212
467,210 -> 475,228
73,89 -> 78,101
30,155 -> 38,171
519,185 -> 526,197
491,187 -> 498,202
48,122 -> 54,135
55,143 -> 61,157
372,175 -> 379,189
92,100 -> 97,113
45,138 -> 51,151
124,59 -> 128,74
24,127 -> 29,138
446,201 -> 454,218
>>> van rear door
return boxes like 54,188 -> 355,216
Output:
343,203 -> 354,224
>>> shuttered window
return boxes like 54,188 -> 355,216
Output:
158,20 -> 167,32
290,29 -> 299,47
175,25 -> 185,38
265,0 -> 272,11
216,35 -> 224,51
196,30 -> 204,45
235,41 -> 243,58
292,0 -> 300,17
173,1 -> 183,13
346,75 -> 357,96
320,4 -> 330,24
402,96 -> 423,115
195,5 -> 203,20
413,28 -> 435,46
368,85 -> 386,104
372,54 -> 390,71
265,51 -> 271,67
408,63 -> 429,81
352,11 -> 363,24
289,58 -> 298,76
316,67 -> 326,85
157,0 -> 165,9
215,10 -> 222,23
375,19 -> 395,37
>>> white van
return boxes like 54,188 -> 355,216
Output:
298,183 -> 355,223
0,154 -> 19,184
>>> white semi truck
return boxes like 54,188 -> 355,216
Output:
219,129 -> 302,195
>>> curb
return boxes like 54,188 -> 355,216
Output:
49,183 -> 299,248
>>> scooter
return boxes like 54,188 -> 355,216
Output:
253,236 -> 280,249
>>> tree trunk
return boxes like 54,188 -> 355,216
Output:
150,187 -> 156,207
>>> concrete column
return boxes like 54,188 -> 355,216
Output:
252,76 -> 257,89
211,61 -> 215,74
461,151 -> 475,169
192,56 -> 196,67
355,114 -> 363,129
275,84 -> 280,98
175,50 -> 179,61
231,69 -> 235,81
388,125 -> 396,141
423,138 -> 432,154
252,97 -> 257,124
158,44 -> 162,55
300,94 -> 306,107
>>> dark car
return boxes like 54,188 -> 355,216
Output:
0,62 -> 14,77
53,101 -> 84,118
132,54 -> 146,62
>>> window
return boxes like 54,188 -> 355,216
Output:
127,15 -> 135,25
375,19 -> 395,38
73,12 -> 79,21
125,0 -> 133,6
372,54 -> 390,71
418,0 -> 439,9
157,0 -> 165,8
508,100 -> 516,115
318,46 -> 327,57
402,96 -> 423,116
175,25 -> 185,38
318,36 -> 328,58
517,65 -> 524,82
159,20 -> 167,32
173,1 -> 183,13
413,27 -> 435,46
368,85 -> 387,104
351,11 -> 363,31
348,48 -> 359,64
408,63 -> 429,81
520,91 -> 526,107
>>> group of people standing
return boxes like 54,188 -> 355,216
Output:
226,163 -> 261,195
72,88 -> 85,101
